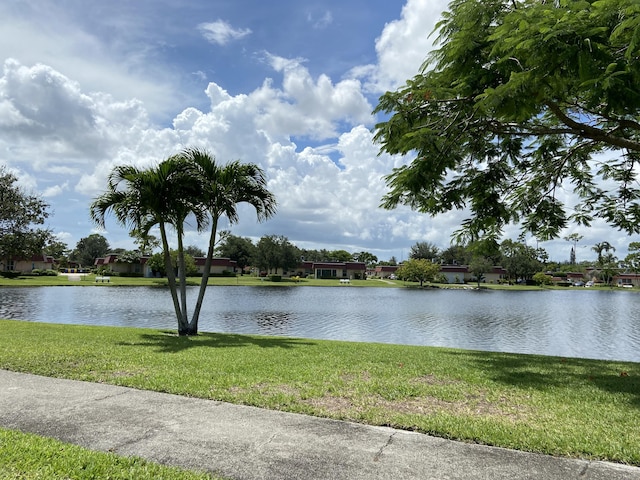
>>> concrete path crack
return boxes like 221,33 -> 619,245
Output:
373,432 -> 396,462
579,462 -> 590,477
91,389 -> 131,403
110,428 -> 161,453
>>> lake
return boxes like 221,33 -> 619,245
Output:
1,286 -> 639,362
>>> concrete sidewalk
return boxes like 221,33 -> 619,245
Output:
0,370 -> 638,480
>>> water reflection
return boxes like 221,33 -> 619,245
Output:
1,286 -> 639,362
255,312 -> 294,334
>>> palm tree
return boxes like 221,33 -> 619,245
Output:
592,241 -> 616,265
90,148 -> 276,336
183,148 -> 277,334
90,157 -> 207,335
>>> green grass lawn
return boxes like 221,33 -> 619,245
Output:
0,428 -> 223,479
1,319 -> 638,466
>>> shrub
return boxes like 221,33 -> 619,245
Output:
270,275 -> 282,282
434,273 -> 448,284
0,271 -> 21,279
209,271 -> 237,277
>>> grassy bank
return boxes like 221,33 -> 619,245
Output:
0,273 -> 561,290
1,272 -> 625,291
1,320 -> 638,466
0,273 -> 396,288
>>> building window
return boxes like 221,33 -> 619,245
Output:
318,269 -> 337,278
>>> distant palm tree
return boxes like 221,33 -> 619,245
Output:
90,157 -> 207,335
592,241 -> 616,265
183,148 -> 277,334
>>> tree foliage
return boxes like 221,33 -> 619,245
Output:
352,251 -> 379,267
375,0 -> 640,241
255,235 -> 299,273
625,241 -> 640,274
440,244 -> 472,265
468,256 -> 494,287
409,241 -> 440,261
216,234 -> 257,270
130,229 -> 160,256
328,249 -> 353,262
184,245 -> 205,258
0,166 -> 52,264
44,240 -> 70,260
395,258 -> 440,286
73,234 -> 110,267
146,250 -> 197,277
532,272 -> 553,286
500,239 -> 541,283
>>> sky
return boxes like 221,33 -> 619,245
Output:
0,0 -> 634,263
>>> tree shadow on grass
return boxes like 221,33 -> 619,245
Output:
441,350 -> 640,408
121,331 -> 317,353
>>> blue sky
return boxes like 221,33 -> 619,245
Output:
0,0 -> 629,263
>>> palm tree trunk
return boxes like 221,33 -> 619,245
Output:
190,217 -> 218,333
159,222 -> 186,333
175,228 -> 190,334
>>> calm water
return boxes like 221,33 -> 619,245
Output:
1,286 -> 639,362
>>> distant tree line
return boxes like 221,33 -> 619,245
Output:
215,234 -> 381,274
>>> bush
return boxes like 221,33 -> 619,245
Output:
28,269 -> 58,276
434,273 -> 448,284
270,275 -> 282,282
0,271 -> 21,279
118,272 -> 143,278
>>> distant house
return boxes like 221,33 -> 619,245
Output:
295,261 -> 315,278
439,265 -> 468,284
312,261 -> 366,279
95,254 -> 238,277
193,257 -> 237,276
614,272 -> 640,287
485,266 -> 508,284
95,254 -> 146,276
374,265 -> 399,278
439,265 -> 507,284
1,254 -> 55,273
565,272 -> 587,283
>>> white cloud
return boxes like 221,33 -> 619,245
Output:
198,20 -> 252,46
42,182 -> 69,198
54,231 -> 73,243
308,11 -> 333,30
351,0 -> 449,93
254,54 -> 373,140
0,3 -> 180,121
1,60 -> 95,139
0,59 -> 153,174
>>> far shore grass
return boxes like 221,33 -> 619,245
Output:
0,272 -> 585,290
1,319 -> 639,467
